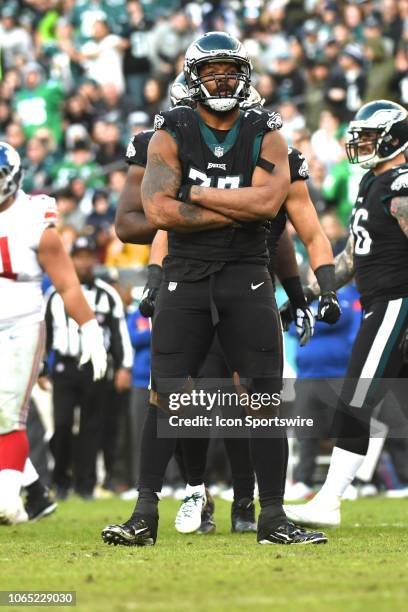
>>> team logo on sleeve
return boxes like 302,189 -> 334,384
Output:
391,172 -> 408,191
154,114 -> 165,130
298,158 -> 309,178
126,140 -> 136,158
267,112 -> 283,131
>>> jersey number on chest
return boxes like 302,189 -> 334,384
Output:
352,209 -> 372,256
188,168 -> 241,189
0,237 -> 17,280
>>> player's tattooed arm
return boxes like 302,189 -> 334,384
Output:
189,130 -> 290,222
306,234 -> 355,300
141,131 -> 233,232
390,196 -> 408,237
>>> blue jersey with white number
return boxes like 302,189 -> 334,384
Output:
350,162 -> 408,308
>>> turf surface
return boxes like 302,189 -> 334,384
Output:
1,497 -> 408,611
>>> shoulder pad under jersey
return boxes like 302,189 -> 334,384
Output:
242,107 -> 283,132
153,106 -> 196,132
390,163 -> 408,194
125,130 -> 154,167
288,146 -> 309,183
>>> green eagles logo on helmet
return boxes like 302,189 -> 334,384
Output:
345,100 -> 408,169
183,31 -> 252,113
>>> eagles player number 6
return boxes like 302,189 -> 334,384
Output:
351,208 -> 372,255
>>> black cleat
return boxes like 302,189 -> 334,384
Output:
101,514 -> 158,547
231,498 -> 257,533
257,516 -> 328,545
197,488 -> 216,535
25,489 -> 57,522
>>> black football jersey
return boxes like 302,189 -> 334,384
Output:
124,130 -> 308,277
350,162 -> 408,307
153,106 -> 283,278
266,147 -> 309,274
125,129 -> 154,167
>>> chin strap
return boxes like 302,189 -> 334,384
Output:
205,98 -> 239,112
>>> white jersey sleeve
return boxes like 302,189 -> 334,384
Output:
27,193 -> 58,250
0,190 -> 58,329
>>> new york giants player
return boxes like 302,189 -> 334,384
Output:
0,142 -> 107,525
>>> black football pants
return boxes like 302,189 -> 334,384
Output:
334,297 -> 408,455
179,335 -> 256,499
138,263 -> 287,508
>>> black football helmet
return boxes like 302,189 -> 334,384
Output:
346,100 -> 408,169
184,31 -> 251,112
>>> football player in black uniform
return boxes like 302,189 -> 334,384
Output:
157,139 -> 341,536
103,32 -> 338,546
112,80 -> 321,537
283,100 -> 408,528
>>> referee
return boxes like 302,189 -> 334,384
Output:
44,236 -> 133,500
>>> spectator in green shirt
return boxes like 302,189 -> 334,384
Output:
321,144 -> 365,227
13,62 -> 64,143
50,140 -> 105,191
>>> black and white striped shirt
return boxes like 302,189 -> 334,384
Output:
45,278 -> 133,370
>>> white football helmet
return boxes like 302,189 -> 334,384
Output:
240,85 -> 265,110
170,73 -> 195,108
184,31 -> 252,113
0,142 -> 23,205
345,100 -> 408,169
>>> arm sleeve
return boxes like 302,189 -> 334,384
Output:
29,195 -> 58,249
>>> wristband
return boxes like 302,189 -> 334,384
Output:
147,264 -> 163,289
281,276 -> 307,309
314,264 -> 336,294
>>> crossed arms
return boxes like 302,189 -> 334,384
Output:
141,129 -> 290,232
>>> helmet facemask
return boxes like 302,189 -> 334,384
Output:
345,101 -> 408,169
184,32 -> 252,113
346,128 -> 383,169
346,125 -> 408,169
189,59 -> 251,112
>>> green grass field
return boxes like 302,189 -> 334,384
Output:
1,497 -> 408,612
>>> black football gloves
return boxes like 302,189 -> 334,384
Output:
139,264 -> 162,318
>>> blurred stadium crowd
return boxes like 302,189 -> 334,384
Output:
3,0 -> 408,500
2,0 -> 408,255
